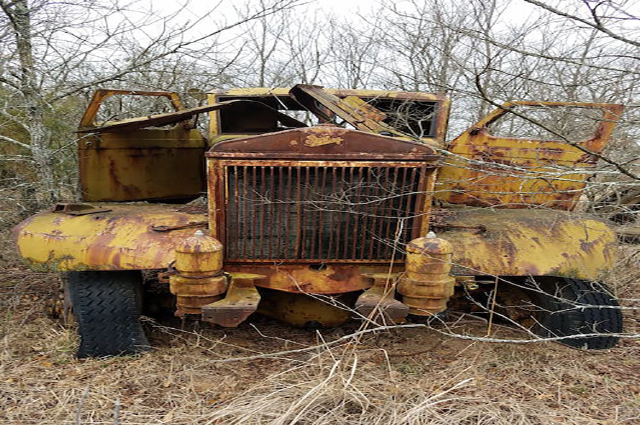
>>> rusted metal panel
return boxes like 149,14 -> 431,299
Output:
207,87 -> 450,146
436,102 -> 624,210
257,290 -> 355,327
397,235 -> 456,316
79,127 -> 207,202
207,160 -> 435,263
201,273 -> 263,327
15,205 -> 615,283
290,84 -> 406,137
79,89 -> 209,201
206,126 -> 439,265
215,163 -> 427,263
355,273 -> 409,322
77,90 -> 308,202
51,203 -> 111,216
79,89 -> 185,130
207,125 -> 440,161
78,100 -> 306,134
169,230 -> 226,316
14,204 -> 208,271
434,208 -> 617,280
221,264 -> 403,294
211,86 -> 448,101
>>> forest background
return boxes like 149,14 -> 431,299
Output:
0,0 -> 638,423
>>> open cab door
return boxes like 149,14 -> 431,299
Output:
436,101 -> 623,210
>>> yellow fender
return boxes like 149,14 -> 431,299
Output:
435,208 -> 616,280
15,204 -> 615,282
14,204 -> 207,271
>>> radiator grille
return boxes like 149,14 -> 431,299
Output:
225,165 -> 426,262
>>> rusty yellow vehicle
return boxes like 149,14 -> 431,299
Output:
14,85 -> 624,357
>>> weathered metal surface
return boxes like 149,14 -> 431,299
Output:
397,234 -> 456,316
151,221 -> 207,232
435,208 -> 617,280
210,160 -> 431,263
201,273 -> 263,327
207,87 -> 450,146
257,289 -> 355,327
355,273 -> 409,323
51,203 -> 112,216
78,90 -> 305,203
207,125 -> 441,161
222,264 -> 405,294
14,204 -> 207,271
78,100 -> 306,134
15,85 -> 624,333
16,203 -> 616,284
436,101 -> 624,210
169,231 -> 227,316
79,127 -> 207,202
207,127 -> 438,265
290,84 -> 406,137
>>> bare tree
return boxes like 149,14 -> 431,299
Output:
0,0 -> 303,211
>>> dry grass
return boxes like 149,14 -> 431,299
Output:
0,231 -> 638,424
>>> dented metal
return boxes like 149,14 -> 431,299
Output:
435,208 -> 617,280
14,204 -> 208,271
13,85 -> 624,329
436,101 -> 624,210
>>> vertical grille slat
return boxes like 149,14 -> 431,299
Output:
284,167 -> 292,258
401,168 -> 418,254
383,168 -> 400,259
351,167 -> 363,259
328,167 -> 337,258
270,166 -> 276,258
367,168 -> 382,260
242,166 -> 248,259
224,164 -> 425,262
317,168 -> 326,258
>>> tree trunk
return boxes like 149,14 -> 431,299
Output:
2,0 -> 58,205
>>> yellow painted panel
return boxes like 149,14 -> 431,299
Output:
435,208 -> 616,280
436,102 -> 623,210
14,204 -> 208,271
79,127 -> 206,201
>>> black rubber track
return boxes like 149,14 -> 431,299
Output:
526,278 -> 623,350
67,271 -> 151,358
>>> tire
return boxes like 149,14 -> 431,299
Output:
66,271 -> 151,358
503,277 -> 622,350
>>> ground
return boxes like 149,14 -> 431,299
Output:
0,234 -> 638,424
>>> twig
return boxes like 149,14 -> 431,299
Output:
486,276 -> 499,336
387,339 -> 444,357
210,323 -> 426,363
74,386 -> 89,425
113,398 -> 120,425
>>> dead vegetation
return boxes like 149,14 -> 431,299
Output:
0,230 -> 638,425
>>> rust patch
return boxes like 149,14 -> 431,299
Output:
580,239 -> 598,254
436,101 -> 624,210
223,264 -> 394,294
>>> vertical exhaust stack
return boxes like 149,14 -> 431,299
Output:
397,232 -> 455,316
170,230 -> 227,317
